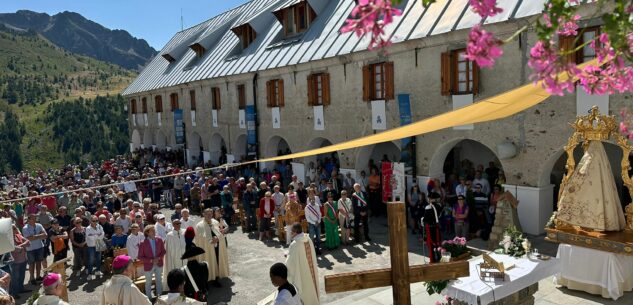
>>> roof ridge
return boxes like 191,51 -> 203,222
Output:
174,0 -> 262,34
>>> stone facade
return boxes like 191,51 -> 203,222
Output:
124,4 -> 632,235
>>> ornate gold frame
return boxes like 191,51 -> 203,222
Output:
555,106 -> 633,230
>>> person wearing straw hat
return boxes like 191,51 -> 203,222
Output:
32,273 -> 69,305
101,255 -> 151,305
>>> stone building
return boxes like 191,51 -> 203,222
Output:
122,0 -> 629,235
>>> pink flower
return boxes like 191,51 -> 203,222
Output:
469,0 -> 503,18
528,40 -> 578,95
464,25 -> 503,68
340,0 -> 402,50
620,122 -> 628,135
558,15 -> 581,36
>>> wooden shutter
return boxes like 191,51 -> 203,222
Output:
441,52 -> 452,96
307,74 -> 315,106
559,35 -> 577,65
130,99 -> 137,113
472,63 -> 480,95
322,73 -> 331,106
189,90 -> 196,110
385,62 -> 394,100
266,81 -> 272,107
213,87 -> 221,110
278,79 -> 285,107
155,96 -> 162,113
362,65 -> 371,101
142,98 -> 148,113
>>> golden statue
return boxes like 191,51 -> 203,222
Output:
626,204 -> 633,231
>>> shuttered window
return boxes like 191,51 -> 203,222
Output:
154,96 -> 163,113
142,97 -> 148,113
307,73 -> 331,106
362,62 -> 394,101
266,79 -> 284,107
130,99 -> 137,114
170,93 -> 179,111
237,84 -> 246,109
440,50 -> 479,95
211,87 -> 221,110
189,90 -> 196,111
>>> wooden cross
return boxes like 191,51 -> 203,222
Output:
324,202 -> 470,305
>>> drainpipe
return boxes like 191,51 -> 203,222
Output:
252,73 -> 260,169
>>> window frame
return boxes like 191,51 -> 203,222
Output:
451,49 -> 475,95
211,87 -> 221,110
189,90 -> 196,111
154,95 -> 163,113
267,79 -> 284,108
130,99 -> 137,114
308,73 -> 331,106
141,97 -> 148,113
577,26 -> 601,64
369,63 -> 385,100
237,84 -> 246,110
169,93 -> 179,112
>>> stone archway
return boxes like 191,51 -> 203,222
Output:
264,135 -> 292,170
188,132 -> 203,166
234,134 -> 247,163
131,129 -> 141,152
209,133 -> 227,166
428,138 -> 502,183
542,142 -> 629,211
304,137 -> 338,168
142,130 -> 153,148
355,141 -> 401,174
155,130 -> 168,149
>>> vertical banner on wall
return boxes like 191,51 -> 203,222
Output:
174,109 -> 185,145
191,110 -> 197,127
371,100 -> 387,130
246,105 -> 257,158
212,109 -> 218,128
392,162 -> 405,201
144,113 -> 148,126
272,107 -> 281,129
313,105 -> 325,131
381,161 -> 392,202
132,114 -> 137,126
239,109 -> 246,129
398,94 -> 416,175
157,112 -> 162,127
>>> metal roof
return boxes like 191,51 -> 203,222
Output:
122,0 -> 542,96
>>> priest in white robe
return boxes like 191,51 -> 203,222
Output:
194,208 -> 218,281
212,208 -> 230,279
163,218 -> 186,287
285,223 -> 319,305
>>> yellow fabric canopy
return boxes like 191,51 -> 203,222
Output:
239,59 -> 596,166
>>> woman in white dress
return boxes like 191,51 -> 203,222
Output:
337,190 -> 353,245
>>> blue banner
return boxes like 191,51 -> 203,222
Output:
246,105 -> 257,158
398,94 -> 415,175
173,109 -> 185,145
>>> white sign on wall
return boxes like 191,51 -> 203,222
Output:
239,109 -> 246,129
291,162 -> 306,184
272,107 -> 281,129
212,109 -> 218,127
313,105 -> 325,131
144,113 -> 148,126
157,113 -> 162,127
191,110 -> 197,127
226,154 -> 235,164
202,151 -> 211,164
392,162 -> 406,201
452,94 -> 474,130
132,114 -> 137,126
576,86 -> 609,116
371,100 -> 387,130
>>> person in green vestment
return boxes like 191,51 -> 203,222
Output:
323,192 -> 340,250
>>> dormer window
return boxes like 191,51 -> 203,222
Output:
190,43 -> 205,58
274,1 -> 317,38
231,24 -> 257,50
162,53 -> 176,63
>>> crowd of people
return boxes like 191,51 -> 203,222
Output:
0,146 -> 504,304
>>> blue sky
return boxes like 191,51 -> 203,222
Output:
0,0 -> 250,49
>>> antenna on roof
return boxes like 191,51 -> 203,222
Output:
180,8 -> 184,31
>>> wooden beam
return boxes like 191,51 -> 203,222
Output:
324,260 -> 470,293
388,202 -> 410,305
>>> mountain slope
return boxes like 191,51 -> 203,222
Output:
0,10 -> 157,70
0,25 -> 135,171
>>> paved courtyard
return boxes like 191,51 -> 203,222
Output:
13,212 -> 633,304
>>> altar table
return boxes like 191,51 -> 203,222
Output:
555,244 -> 633,300
443,253 -> 560,305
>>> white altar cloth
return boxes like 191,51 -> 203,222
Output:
443,253 -> 560,305
555,244 -> 633,300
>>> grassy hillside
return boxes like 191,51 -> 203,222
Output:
0,25 -> 137,172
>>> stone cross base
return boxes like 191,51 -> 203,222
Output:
451,282 -> 538,305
